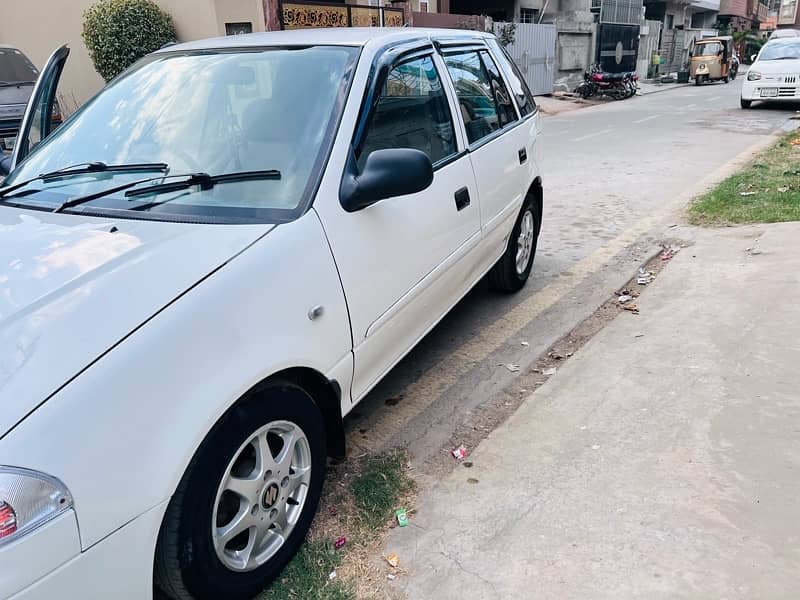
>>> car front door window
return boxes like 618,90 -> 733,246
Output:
357,55 -> 456,170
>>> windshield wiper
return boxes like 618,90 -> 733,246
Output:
53,169 -> 280,214
0,162 -> 169,199
123,170 -> 281,203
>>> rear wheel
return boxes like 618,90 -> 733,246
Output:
155,382 -> 327,600
489,193 -> 540,293
724,73 -> 730,83
741,98 -> 752,109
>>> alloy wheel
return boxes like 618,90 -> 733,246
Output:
515,209 -> 535,276
211,420 -> 311,572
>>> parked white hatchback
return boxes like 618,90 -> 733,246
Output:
741,37 -> 800,108
0,28 -> 542,599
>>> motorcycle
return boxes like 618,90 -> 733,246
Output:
575,64 -> 639,100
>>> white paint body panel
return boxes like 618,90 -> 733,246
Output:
0,512 -> 80,599
0,210 -> 351,548
0,28 -> 541,598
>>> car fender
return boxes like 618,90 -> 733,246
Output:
0,209 -> 353,549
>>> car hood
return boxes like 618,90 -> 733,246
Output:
0,208 -> 273,437
753,58 -> 800,75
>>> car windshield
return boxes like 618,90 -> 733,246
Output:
695,43 -> 722,56
5,46 -> 358,222
0,47 -> 38,83
759,42 -> 800,60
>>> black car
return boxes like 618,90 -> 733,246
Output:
0,45 -> 60,154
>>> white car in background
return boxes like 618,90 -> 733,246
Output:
741,37 -> 800,108
0,28 -> 542,599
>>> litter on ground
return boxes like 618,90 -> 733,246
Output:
451,445 -> 468,460
395,508 -> 408,527
334,536 -> 346,550
386,553 -> 400,568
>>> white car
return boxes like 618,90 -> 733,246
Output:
741,37 -> 800,108
0,28 -> 542,599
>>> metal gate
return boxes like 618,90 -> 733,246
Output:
659,28 -> 687,74
637,19 -> 661,80
280,1 -> 404,29
494,23 -> 557,96
597,23 -> 640,73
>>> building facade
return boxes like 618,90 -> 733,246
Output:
776,0 -> 800,27
717,0 -> 769,29
0,0 -> 417,110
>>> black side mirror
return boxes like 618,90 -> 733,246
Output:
0,154 -> 11,179
340,148 -> 433,212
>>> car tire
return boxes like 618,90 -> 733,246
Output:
154,381 -> 327,600
741,98 -> 752,109
488,193 -> 540,293
724,73 -> 730,83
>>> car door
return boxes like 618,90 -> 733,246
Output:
441,43 -> 529,258
314,47 -> 481,403
7,45 -> 69,175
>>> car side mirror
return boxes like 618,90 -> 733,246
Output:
0,154 -> 11,179
751,54 -> 757,62
340,148 -> 433,212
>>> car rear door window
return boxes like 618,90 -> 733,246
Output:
444,50 -> 517,145
486,38 -> 537,117
358,55 -> 456,169
479,50 -> 519,125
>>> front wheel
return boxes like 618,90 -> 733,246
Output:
155,382 -> 327,600
489,193 -> 540,293
741,98 -> 752,109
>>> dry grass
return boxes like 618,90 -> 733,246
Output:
262,450 -> 416,599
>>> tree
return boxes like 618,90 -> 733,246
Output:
496,22 -> 517,48
732,29 -> 765,62
82,0 -> 176,82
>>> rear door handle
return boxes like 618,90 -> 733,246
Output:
518,148 -> 528,164
454,187 -> 470,211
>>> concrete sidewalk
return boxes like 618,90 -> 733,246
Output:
385,223 -> 800,599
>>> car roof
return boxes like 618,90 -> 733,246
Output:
159,27 -> 493,53
764,36 -> 800,46
770,29 -> 800,38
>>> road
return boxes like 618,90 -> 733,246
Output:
344,78 -> 796,477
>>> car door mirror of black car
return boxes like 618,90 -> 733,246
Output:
339,148 -> 433,212
0,154 -> 11,179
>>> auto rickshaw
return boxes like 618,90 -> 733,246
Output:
689,36 -> 736,85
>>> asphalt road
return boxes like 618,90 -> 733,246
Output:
345,77 -> 797,475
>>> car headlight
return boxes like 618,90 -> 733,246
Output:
747,71 -> 762,81
0,467 -> 72,548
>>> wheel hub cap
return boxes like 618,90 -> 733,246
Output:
211,420 -> 311,572
515,209 -> 535,275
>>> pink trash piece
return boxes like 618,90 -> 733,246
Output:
451,445 -> 468,460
